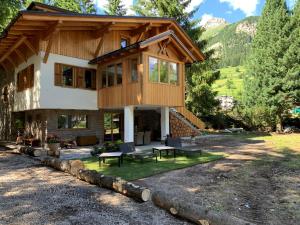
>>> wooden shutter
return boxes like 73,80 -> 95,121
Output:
76,67 -> 84,88
91,70 -> 96,90
27,64 -> 34,88
54,63 -> 62,86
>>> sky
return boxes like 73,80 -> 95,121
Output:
95,0 -> 297,24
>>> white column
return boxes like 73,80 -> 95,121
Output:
161,106 -> 170,140
124,106 -> 134,143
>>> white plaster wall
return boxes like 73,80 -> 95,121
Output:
14,54 -> 42,112
39,52 -> 98,110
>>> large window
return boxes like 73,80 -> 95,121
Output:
148,57 -> 178,85
17,64 -> 34,92
55,63 -> 96,90
58,114 -> 88,129
149,57 -> 159,82
130,58 -> 138,82
101,63 -> 123,88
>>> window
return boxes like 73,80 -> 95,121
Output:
84,69 -> 96,89
160,60 -> 168,83
116,63 -> 122,85
17,64 -> 34,92
101,70 -> 107,88
120,38 -> 128,48
58,114 -> 88,129
101,63 -> 123,88
149,57 -> 159,82
169,62 -> 178,84
148,57 -> 179,85
107,65 -> 115,87
55,63 -> 96,90
62,65 -> 73,86
130,58 -> 138,82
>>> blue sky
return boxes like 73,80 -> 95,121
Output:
95,0 -> 297,24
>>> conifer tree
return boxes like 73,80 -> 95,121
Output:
243,0 -> 298,130
104,0 -> 127,16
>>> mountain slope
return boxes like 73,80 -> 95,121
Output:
203,16 -> 259,68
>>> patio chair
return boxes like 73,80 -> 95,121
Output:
143,131 -> 151,145
135,132 -> 144,146
120,142 -> 157,163
167,137 -> 202,156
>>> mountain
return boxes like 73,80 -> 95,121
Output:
202,16 -> 259,68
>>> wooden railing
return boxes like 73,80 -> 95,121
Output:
173,107 -> 206,129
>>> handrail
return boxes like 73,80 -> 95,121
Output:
173,107 -> 205,129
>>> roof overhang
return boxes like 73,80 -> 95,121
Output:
89,30 -> 198,64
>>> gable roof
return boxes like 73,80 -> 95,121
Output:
89,30 -> 197,64
0,2 -> 205,66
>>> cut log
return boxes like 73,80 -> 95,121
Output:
41,157 -> 150,202
18,146 -> 42,157
152,191 -> 256,225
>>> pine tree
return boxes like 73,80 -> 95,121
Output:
243,0 -> 298,130
133,0 -> 220,117
104,0 -> 127,16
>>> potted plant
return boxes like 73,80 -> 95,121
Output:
47,134 -> 60,158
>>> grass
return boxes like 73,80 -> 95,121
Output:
81,152 -> 225,181
213,66 -> 246,99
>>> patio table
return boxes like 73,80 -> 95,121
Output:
98,152 -> 123,167
152,146 -> 176,159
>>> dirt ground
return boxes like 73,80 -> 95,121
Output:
0,150 -> 187,225
138,135 -> 300,225
1,134 -> 299,225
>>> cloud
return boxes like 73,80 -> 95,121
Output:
95,0 -> 135,15
199,13 -> 214,26
219,0 -> 259,16
186,0 -> 205,12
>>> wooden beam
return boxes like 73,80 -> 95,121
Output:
23,38 -> 38,55
130,23 -> 151,36
41,21 -> 62,41
93,22 -> 114,38
0,36 -> 26,63
15,49 -> 27,62
7,56 -> 16,67
43,35 -> 54,63
94,37 -> 104,57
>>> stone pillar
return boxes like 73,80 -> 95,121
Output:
124,106 -> 134,143
161,106 -> 170,140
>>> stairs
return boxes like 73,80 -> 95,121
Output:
170,107 -> 206,131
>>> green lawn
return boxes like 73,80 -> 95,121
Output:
81,152 -> 225,181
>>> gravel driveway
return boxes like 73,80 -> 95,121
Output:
0,149 -> 187,225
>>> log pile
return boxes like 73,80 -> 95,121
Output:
152,191 -> 256,225
17,146 -> 42,157
41,157 -> 150,202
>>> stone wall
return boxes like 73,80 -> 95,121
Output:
46,109 -> 104,143
24,109 -> 104,145
169,113 -> 200,138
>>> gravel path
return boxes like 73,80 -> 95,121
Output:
0,149 -> 188,225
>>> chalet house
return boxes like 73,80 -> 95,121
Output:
0,2 -> 205,146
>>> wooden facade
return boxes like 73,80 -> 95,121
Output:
0,2 -> 205,110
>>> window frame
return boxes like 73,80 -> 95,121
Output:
148,56 -> 179,86
101,62 -> 123,89
57,114 -> 89,130
55,63 -> 96,90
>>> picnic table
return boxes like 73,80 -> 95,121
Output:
98,152 -> 123,167
152,146 -> 176,159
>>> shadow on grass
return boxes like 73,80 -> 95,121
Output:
81,152 -> 225,181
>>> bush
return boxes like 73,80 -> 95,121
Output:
90,140 -> 123,156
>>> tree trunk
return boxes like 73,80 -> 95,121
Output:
18,146 -> 42,157
276,114 -> 283,132
41,157 -> 151,202
152,191 -> 256,225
